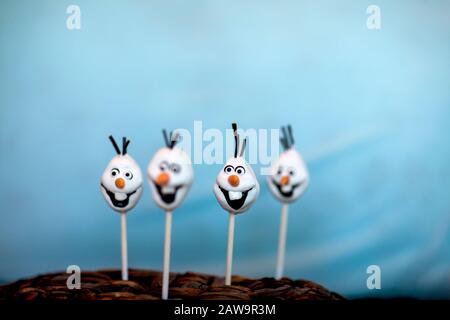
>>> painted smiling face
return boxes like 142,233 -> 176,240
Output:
213,123 -> 259,214
100,136 -> 143,212
147,130 -> 193,211
267,125 -> 309,204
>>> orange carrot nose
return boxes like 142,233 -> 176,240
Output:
115,178 -> 125,189
228,175 -> 240,187
156,172 -> 170,186
280,175 -> 290,186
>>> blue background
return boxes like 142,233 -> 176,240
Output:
0,0 -> 449,298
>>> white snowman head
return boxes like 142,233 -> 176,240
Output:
213,123 -> 260,214
267,125 -> 309,204
147,130 -> 193,211
100,136 -> 143,212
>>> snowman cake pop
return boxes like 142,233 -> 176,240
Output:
267,125 -> 309,203
266,125 -> 309,279
100,136 -> 143,280
147,130 -> 193,212
147,129 -> 193,300
213,123 -> 259,285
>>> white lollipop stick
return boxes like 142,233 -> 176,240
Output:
162,210 -> 172,300
275,203 -> 289,280
225,212 -> 235,285
120,211 -> 128,281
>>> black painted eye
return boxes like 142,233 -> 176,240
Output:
276,168 -> 282,175
235,166 -> 246,175
289,169 -> 295,176
159,161 -> 168,171
224,165 -> 234,174
124,171 -> 133,180
170,163 -> 181,173
111,168 -> 120,177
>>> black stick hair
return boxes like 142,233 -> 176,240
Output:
109,135 -> 130,155
232,123 -> 247,158
281,126 -> 289,149
232,123 -> 238,157
287,125 -> 295,146
231,122 -> 239,158
162,129 -> 180,149
280,125 -> 295,150
170,132 -> 180,149
162,130 -> 170,148
109,135 -> 121,155
122,137 -> 130,155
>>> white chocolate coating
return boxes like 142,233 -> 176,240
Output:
147,147 -> 193,211
100,154 -> 143,212
213,156 -> 259,214
266,149 -> 309,204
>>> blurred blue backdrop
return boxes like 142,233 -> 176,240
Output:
0,0 -> 449,299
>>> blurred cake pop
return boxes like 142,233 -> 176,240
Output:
147,129 -> 193,300
267,125 -> 308,203
147,130 -> 193,211
266,125 -> 309,279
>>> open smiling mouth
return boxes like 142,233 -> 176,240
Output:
218,185 -> 254,211
152,181 -> 184,204
271,179 -> 303,198
101,183 -> 140,208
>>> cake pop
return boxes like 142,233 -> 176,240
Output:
147,130 -> 193,300
266,125 -> 309,279
100,136 -> 143,280
213,123 -> 259,285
